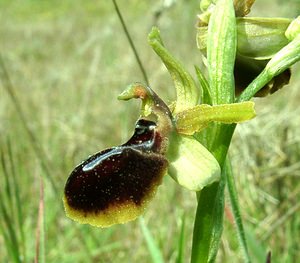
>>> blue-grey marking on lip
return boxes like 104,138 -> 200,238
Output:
82,148 -> 123,172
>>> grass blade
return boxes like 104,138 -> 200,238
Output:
245,226 -> 266,263
225,158 -> 251,263
0,191 -> 21,263
0,55 -> 58,194
1,150 -> 14,218
207,169 -> 226,263
0,147 -> 22,263
6,140 -> 26,260
0,219 -> 15,262
35,179 -> 45,263
139,217 -> 164,263
176,215 -> 186,263
195,65 -> 212,105
112,0 -> 149,86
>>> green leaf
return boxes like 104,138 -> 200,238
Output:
195,66 -> 212,105
207,0 -> 237,104
148,27 -> 199,113
35,179 -> 46,263
175,102 -> 256,135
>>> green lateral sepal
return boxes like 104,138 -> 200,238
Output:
167,133 -> 221,191
175,101 -> 256,135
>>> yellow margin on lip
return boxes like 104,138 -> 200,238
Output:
63,195 -> 148,228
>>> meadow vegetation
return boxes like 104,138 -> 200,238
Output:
0,0 -> 300,262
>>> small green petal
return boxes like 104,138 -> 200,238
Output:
118,83 -> 154,117
175,102 -> 256,135
118,83 -> 174,139
167,134 -> 221,191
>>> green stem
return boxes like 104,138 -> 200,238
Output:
191,124 -> 236,263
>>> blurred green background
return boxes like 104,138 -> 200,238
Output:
0,0 -> 300,262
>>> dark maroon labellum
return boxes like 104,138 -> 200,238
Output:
64,119 -> 168,225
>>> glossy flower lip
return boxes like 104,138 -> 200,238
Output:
63,148 -> 168,227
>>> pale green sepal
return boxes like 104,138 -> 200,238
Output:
148,27 -> 199,114
167,134 -> 221,191
175,101 -> 256,135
